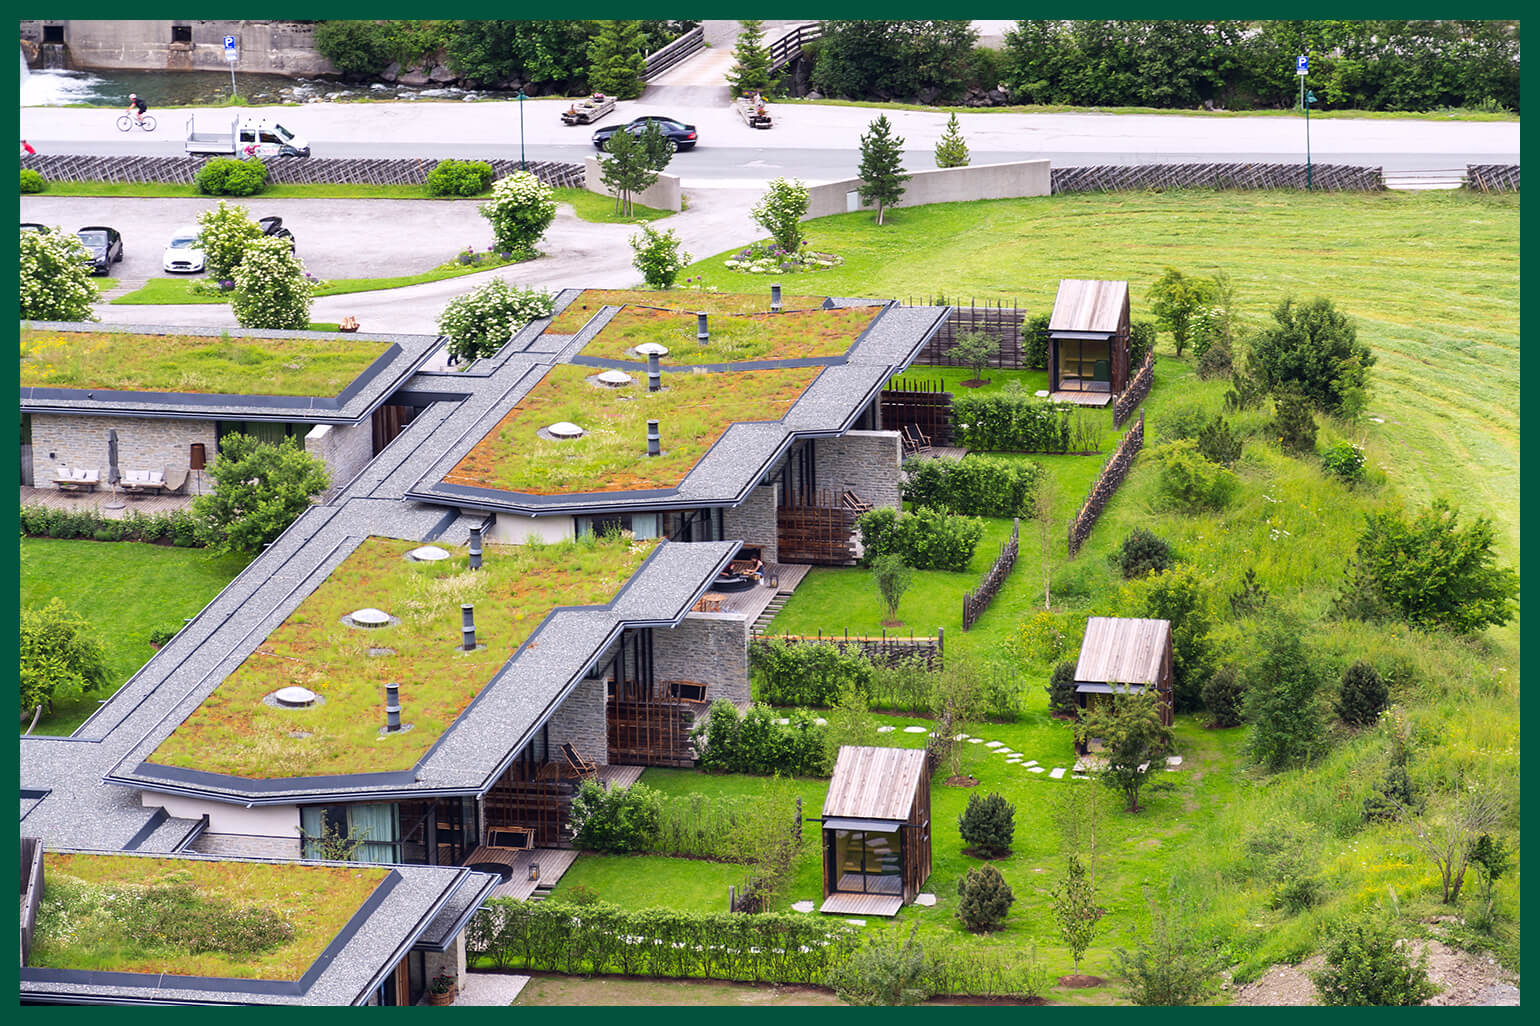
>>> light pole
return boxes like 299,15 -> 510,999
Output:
517,89 -> 527,171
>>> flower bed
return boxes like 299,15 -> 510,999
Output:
724,241 -> 843,275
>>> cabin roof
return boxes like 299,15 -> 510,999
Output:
1074,616 -> 1171,686
822,745 -> 927,822
1048,279 -> 1129,335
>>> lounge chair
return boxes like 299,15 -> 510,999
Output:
560,742 -> 597,781
160,465 -> 189,496
120,469 -> 166,496
841,490 -> 873,514
901,425 -> 932,455
52,467 -> 99,492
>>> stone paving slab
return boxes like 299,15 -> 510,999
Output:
1049,767 -> 1066,779
457,973 -> 530,1006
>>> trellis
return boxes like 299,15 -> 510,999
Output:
1051,162 -> 1384,194
904,298 -> 1033,370
777,488 -> 858,566
19,153 -> 585,188
752,629 -> 943,670
881,378 -> 953,447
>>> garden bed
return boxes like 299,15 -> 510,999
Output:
579,305 -> 880,365
545,289 -> 836,334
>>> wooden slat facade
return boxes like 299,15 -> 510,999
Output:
821,746 -> 932,906
1048,279 -> 1132,396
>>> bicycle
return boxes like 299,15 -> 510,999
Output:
116,113 -> 157,133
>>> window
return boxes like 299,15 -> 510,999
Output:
171,25 -> 192,44
1057,339 -> 1112,393
829,828 -> 903,895
576,512 -> 660,540
300,803 -> 401,864
217,420 -> 311,451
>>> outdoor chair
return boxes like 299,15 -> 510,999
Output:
560,742 -> 597,781
160,466 -> 189,496
120,469 -> 166,496
841,490 -> 873,515
901,425 -> 932,455
52,467 -> 99,492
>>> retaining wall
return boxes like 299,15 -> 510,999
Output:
1052,162 -> 1384,193
803,159 -> 1051,220
583,156 -> 683,212
21,20 -> 334,75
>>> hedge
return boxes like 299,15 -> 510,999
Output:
20,505 -> 204,546
857,505 -> 984,572
952,389 -> 1105,453
901,455 -> 1046,517
695,701 -> 828,776
750,638 -> 875,707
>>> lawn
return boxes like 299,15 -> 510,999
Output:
579,305 -> 881,365
19,538 -> 248,737
149,534 -> 654,778
19,327 -> 390,396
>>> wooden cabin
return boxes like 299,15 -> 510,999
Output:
819,745 -> 931,916
1047,279 -> 1131,406
1072,616 -> 1175,753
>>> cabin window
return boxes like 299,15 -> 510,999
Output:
1056,338 -> 1112,393
301,803 -> 402,864
829,828 -> 903,895
216,419 -> 311,451
576,512 -> 660,540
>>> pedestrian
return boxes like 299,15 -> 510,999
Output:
21,139 -> 35,156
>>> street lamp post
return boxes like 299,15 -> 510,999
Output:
517,89 -> 527,171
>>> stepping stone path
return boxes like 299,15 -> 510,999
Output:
968,737 -> 984,743
903,725 -> 928,734
791,900 -> 815,913
1049,767 -> 1067,779
876,725 -> 896,733
845,919 -> 866,927
1006,756 -> 1021,763
914,893 -> 937,907
1166,755 -> 1183,766
1028,766 -> 1045,773
814,718 -> 827,726
984,740 -> 1004,748
1022,760 -> 1038,767
1073,774 -> 1090,780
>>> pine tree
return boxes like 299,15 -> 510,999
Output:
956,864 -> 1014,932
934,111 -> 971,168
856,115 -> 910,225
727,19 -> 774,97
586,20 -> 648,100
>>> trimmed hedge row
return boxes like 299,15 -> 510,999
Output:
857,506 -> 983,571
751,638 -> 874,707
20,505 -> 204,546
901,455 -> 1046,517
952,390 -> 1105,453
695,701 -> 827,776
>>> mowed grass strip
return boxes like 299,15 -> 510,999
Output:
545,289 -> 835,334
32,853 -> 387,980
444,363 -> 822,494
19,327 -> 390,397
580,305 -> 880,365
149,535 -> 655,778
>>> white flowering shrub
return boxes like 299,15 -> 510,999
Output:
630,224 -> 691,288
196,200 -> 265,280
751,177 -> 810,253
231,236 -> 314,330
437,279 -> 555,363
479,172 -> 557,258
19,229 -> 97,322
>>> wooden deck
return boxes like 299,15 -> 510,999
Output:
700,562 -> 810,620
819,892 -> 904,917
20,485 -> 196,517
598,764 -> 644,789
482,847 -> 581,901
906,445 -> 968,461
1050,390 -> 1113,408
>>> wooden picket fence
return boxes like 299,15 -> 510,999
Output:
1068,411 -> 1144,556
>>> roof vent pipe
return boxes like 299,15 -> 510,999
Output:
696,311 -> 709,345
384,682 -> 401,733
770,284 -> 782,312
647,351 -> 661,392
468,525 -> 483,570
647,420 -> 661,457
461,604 -> 476,651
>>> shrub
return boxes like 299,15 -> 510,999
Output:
569,780 -> 663,853
1046,660 -> 1078,716
196,200 -> 265,280
857,505 -> 983,572
1312,913 -> 1439,1006
956,864 -> 1014,932
195,157 -> 268,196
629,223 -> 691,288
750,639 -> 874,707
953,387 -> 1085,452
1154,403 -> 1210,443
19,229 -> 96,322
1336,660 -> 1389,727
693,701 -> 826,776
750,177 -> 810,253
1146,267 -> 1219,356
1321,440 -> 1367,483
20,168 -> 46,193
1270,876 -> 1325,914
479,172 -> 557,258
1244,621 -> 1328,771
437,279 -> 555,363
1362,761 -> 1419,823
313,19 -> 392,76
1022,312 -> 1050,369
193,433 -> 329,555
829,925 -> 932,1005
147,624 -> 182,647
1128,319 -> 1155,368
822,682 -> 879,768
900,455 -> 1044,517
1196,416 -> 1243,467
934,111 -> 970,168
871,553 -> 912,625
1223,372 -> 1267,412
1116,528 -> 1172,579
1202,664 -> 1246,727
1114,895 -> 1224,1006
20,598 -> 109,716
1247,296 -> 1374,417
1152,440 -> 1240,512
1228,567 -> 1270,615
958,791 -> 1015,857
951,330 -> 1000,385
1196,336 -> 1233,379
426,159 -> 495,197
230,235 -> 313,330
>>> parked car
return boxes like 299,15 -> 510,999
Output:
20,222 -> 49,233
75,226 -> 123,275
259,215 -> 296,252
592,116 -> 698,153
162,225 -> 206,273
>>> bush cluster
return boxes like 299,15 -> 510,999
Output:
750,639 -> 874,707
1129,319 -> 1156,368
20,169 -> 46,193
1116,528 -> 1173,579
19,228 -> 97,322
231,235 -> 313,330
426,159 -> 495,196
1045,660 -> 1078,716
695,701 -> 827,776
1336,661 -> 1388,727
20,598 -> 108,716
958,791 -> 1015,857
956,864 -> 1014,932
629,223 -> 691,288
900,455 -> 1045,517
857,506 -> 983,572
20,505 -> 203,546
479,171 -> 556,257
1320,440 -> 1368,483
437,279 -> 555,363
569,780 -> 663,853
1312,913 -> 1439,1006
194,157 -> 268,196
1151,439 -> 1241,512
952,389 -> 1092,452
1202,664 -> 1247,727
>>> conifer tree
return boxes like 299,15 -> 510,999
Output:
727,19 -> 774,97
586,20 -> 648,99
934,111 -> 971,167
856,115 -> 910,225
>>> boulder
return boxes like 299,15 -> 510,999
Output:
429,63 -> 456,84
381,61 -> 400,83
987,87 -> 1010,105
806,90 -> 822,100
399,67 -> 431,87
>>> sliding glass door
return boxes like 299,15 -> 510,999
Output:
829,828 -> 903,895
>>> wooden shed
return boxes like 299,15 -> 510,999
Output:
1047,279 -> 1131,405
819,745 -> 931,916
1072,616 -> 1174,754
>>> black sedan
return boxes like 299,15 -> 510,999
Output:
592,116 -> 698,153
20,222 -> 49,233
75,225 -> 124,275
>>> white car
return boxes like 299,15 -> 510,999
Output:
162,226 -> 206,273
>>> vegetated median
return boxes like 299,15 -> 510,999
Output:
781,97 -> 1519,122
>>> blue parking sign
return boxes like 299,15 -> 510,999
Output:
224,35 -> 236,49
1296,54 -> 1309,75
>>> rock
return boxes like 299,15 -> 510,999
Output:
914,893 -> 937,907
988,87 -> 1010,105
806,90 -> 822,101
381,61 -> 400,83
399,67 -> 431,87
429,63 -> 456,84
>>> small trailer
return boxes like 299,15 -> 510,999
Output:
186,114 -> 311,158
734,96 -> 773,129
561,94 -> 616,125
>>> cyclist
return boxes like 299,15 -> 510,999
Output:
127,93 -> 149,126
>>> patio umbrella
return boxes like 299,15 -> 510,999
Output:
107,429 -> 121,487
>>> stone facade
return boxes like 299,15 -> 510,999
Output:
31,413 -> 214,487
306,421 -> 374,502
21,20 -> 334,75
546,675 -> 609,768
813,430 -> 902,510
652,613 -> 751,707
720,483 -> 779,562
188,831 -> 303,859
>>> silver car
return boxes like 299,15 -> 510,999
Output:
163,226 -> 206,273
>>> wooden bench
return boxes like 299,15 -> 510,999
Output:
561,95 -> 616,125
734,96 -> 773,128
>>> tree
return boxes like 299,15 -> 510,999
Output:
597,127 -> 660,217
437,279 -> 555,363
829,924 -> 931,1005
727,19 -> 774,96
1399,785 -> 1509,904
1052,778 -> 1109,888
1247,296 -> 1375,416
230,236 -> 313,330
20,599 -> 109,717
930,662 -> 986,780
297,818 -> 373,861
1312,913 -> 1439,1005
1075,687 -> 1174,812
812,20 -> 978,102
313,20 -> 391,77
1052,855 -> 1103,975
934,111 -> 970,167
1272,386 -> 1319,454
196,200 -> 265,280
479,171 -> 557,258
1141,565 -> 1214,712
750,177 -> 810,255
957,791 -> 1015,857
727,778 -> 805,910
636,120 -> 676,172
956,863 -> 1014,932
1145,267 -> 1213,357
1201,664 -> 1247,727
445,20 -> 597,91
19,228 -> 97,322
1195,416 -> 1243,467
586,20 -> 648,99
1033,473 -> 1058,609
951,330 -> 999,386
1115,890 -> 1225,1005
1468,832 -> 1512,928
871,553 -> 913,626
1045,660 -> 1078,717
1336,499 -> 1519,634
1116,528 -> 1172,579
856,115 -> 910,225
823,682 -> 878,770
1243,622 -> 1327,771
629,223 -> 690,288
1336,660 -> 1389,727
193,434 -> 330,556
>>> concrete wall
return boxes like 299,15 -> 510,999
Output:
31,413 -> 214,487
814,430 -> 902,510
720,483 -> 780,563
306,421 -> 373,502
490,513 -> 575,545
21,20 -> 335,75
151,793 -> 302,857
652,613 -> 751,707
546,674 -> 609,768
803,160 -> 1051,220
188,831 -> 304,859
584,156 -> 683,213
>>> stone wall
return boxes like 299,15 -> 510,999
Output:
21,20 -> 335,75
720,483 -> 779,562
652,614 -> 751,707
546,674 -> 609,768
306,421 -> 373,502
813,430 -> 902,510
31,413 -> 215,486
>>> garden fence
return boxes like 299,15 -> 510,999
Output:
1068,410 -> 1144,556
1113,347 -> 1156,427
902,298 -> 1039,370
1466,164 -> 1520,192
751,628 -> 943,670
962,518 -> 1019,631
643,25 -> 705,80
881,378 -> 953,446
20,153 -> 585,189
1050,162 -> 1384,193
